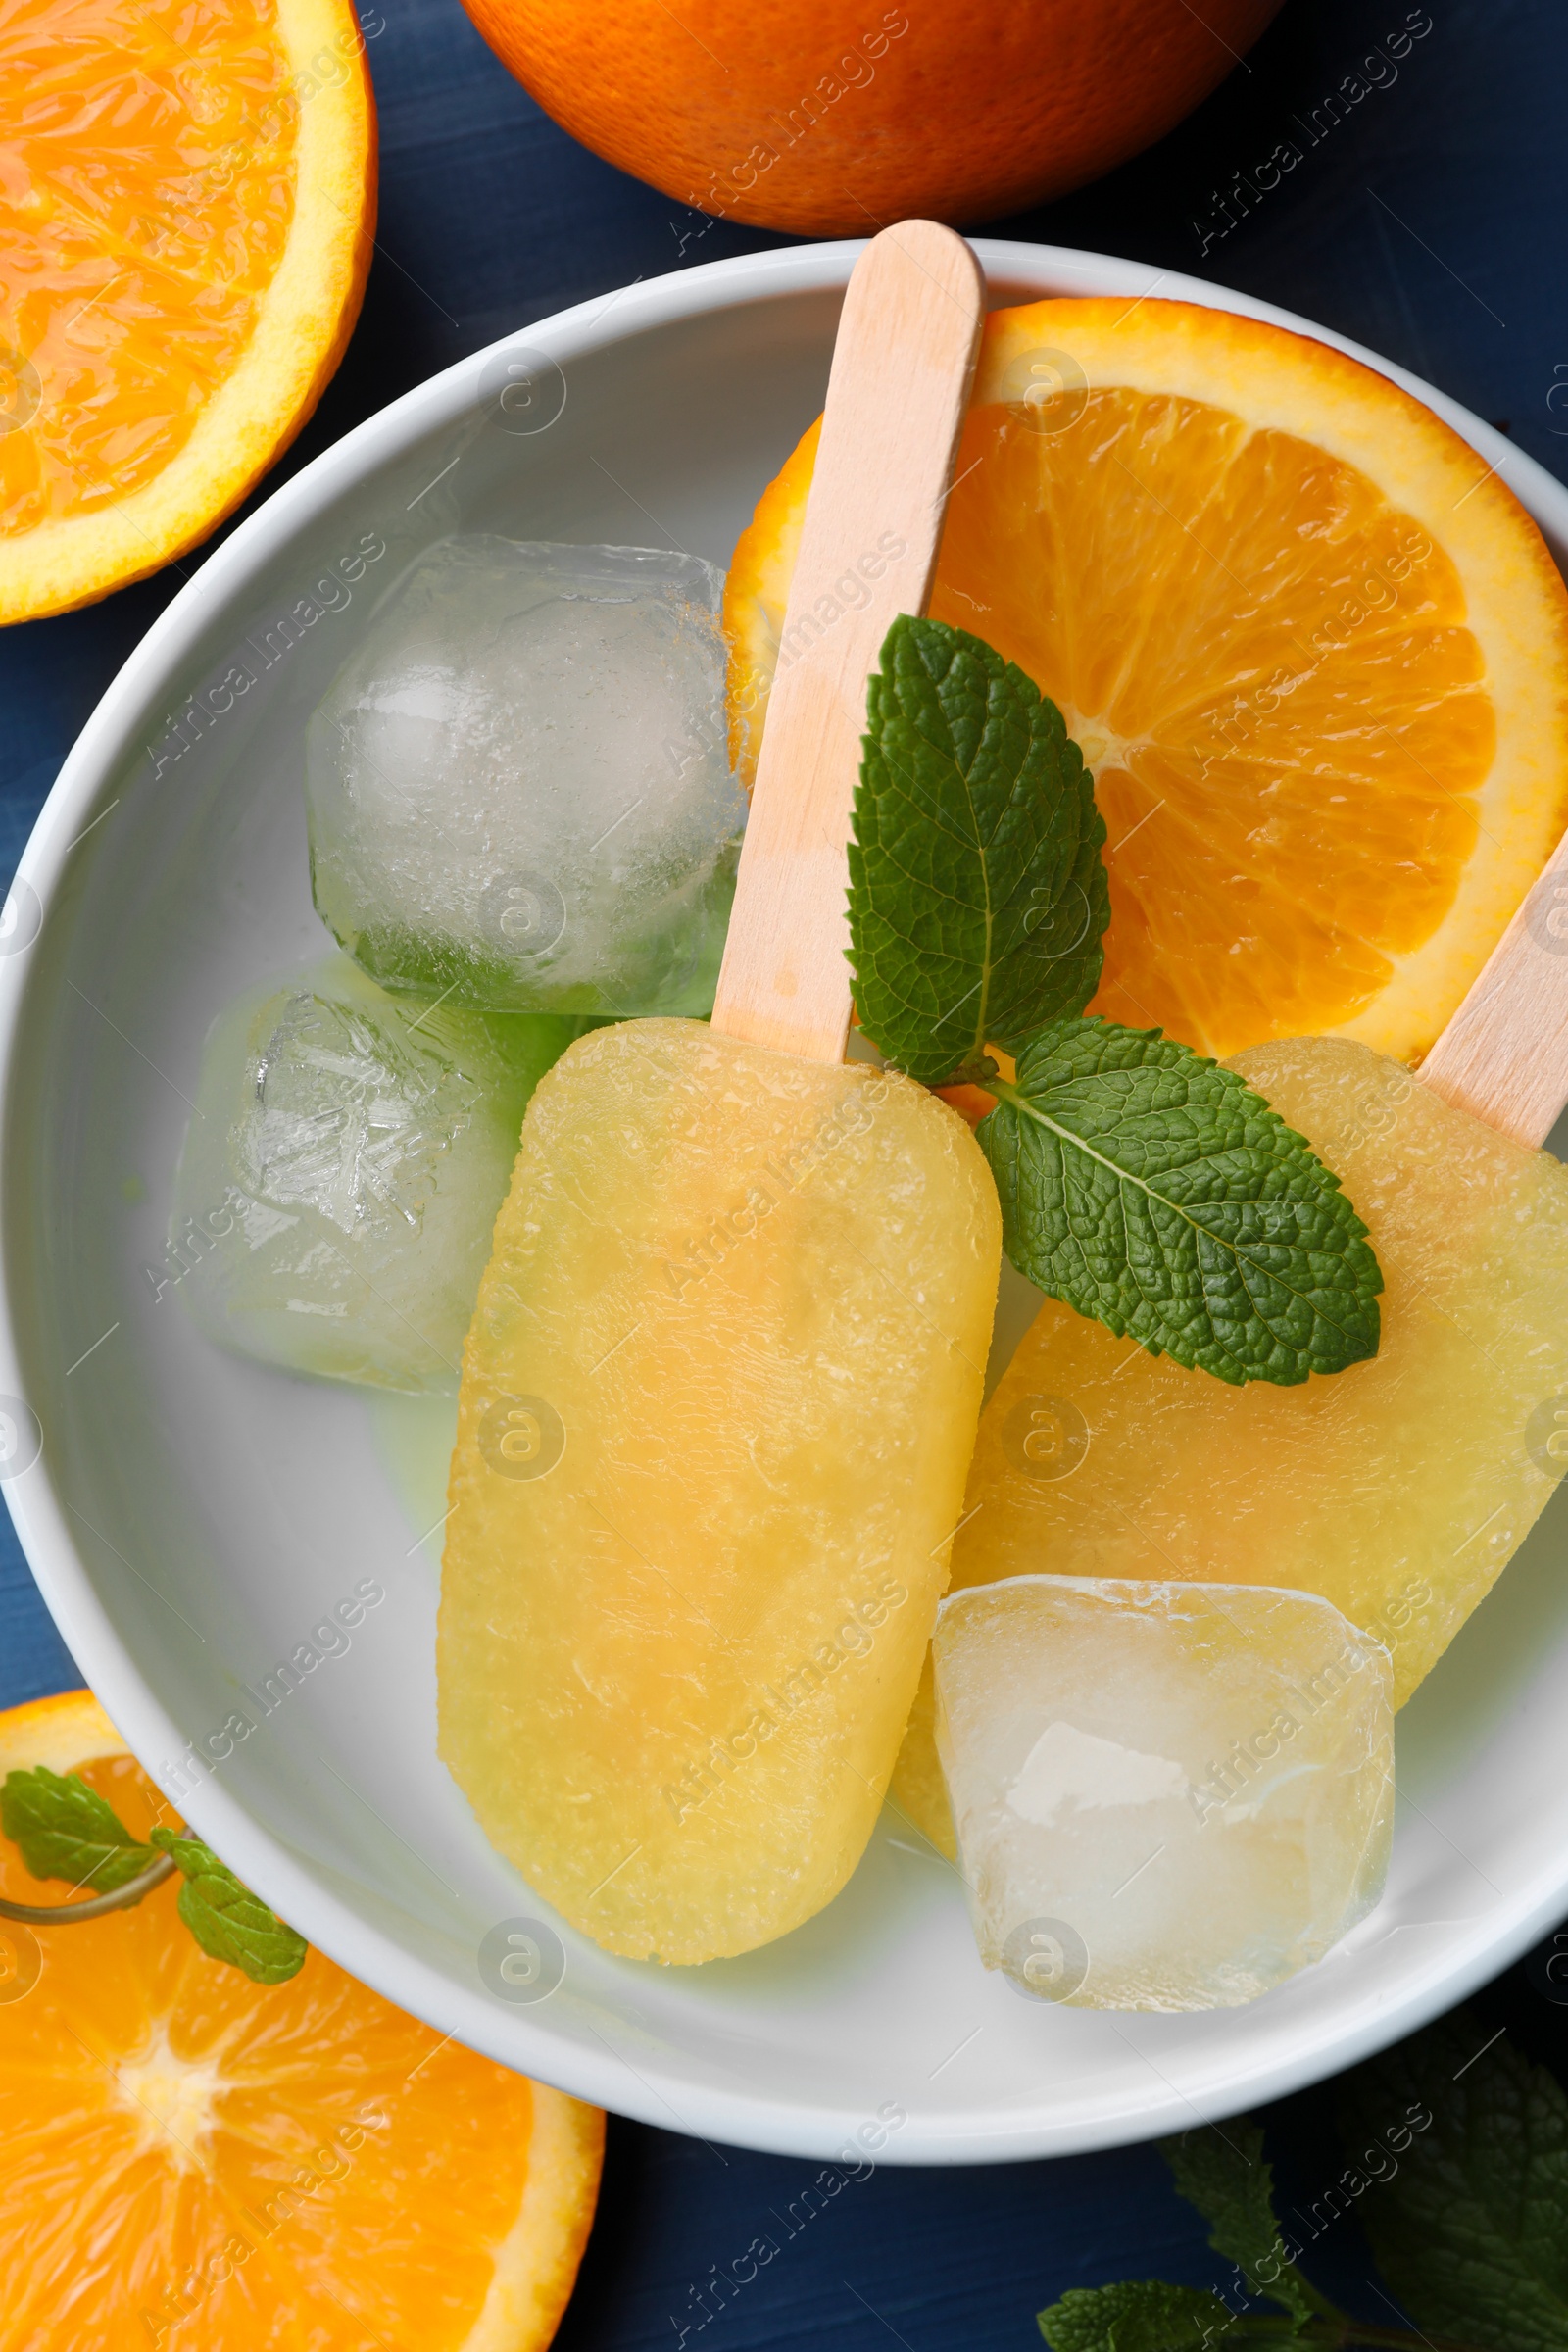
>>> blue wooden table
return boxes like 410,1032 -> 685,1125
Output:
3,1 -> 1566,2340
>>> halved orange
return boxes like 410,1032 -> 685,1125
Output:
0,1690 -> 603,2349
0,0 -> 376,623
726,297 -> 1568,1063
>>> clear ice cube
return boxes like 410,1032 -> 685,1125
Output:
305,537 -> 747,1016
169,955 -> 588,1392
933,1576 -> 1394,2010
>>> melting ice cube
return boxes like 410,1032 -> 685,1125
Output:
933,1576 -> 1394,2010
305,537 -> 747,1016
169,955 -> 588,1392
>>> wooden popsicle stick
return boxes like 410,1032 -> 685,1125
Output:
1418,820 -> 1568,1148
710,220 -> 985,1065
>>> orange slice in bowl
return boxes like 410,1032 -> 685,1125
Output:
0,1690 -> 602,2349
726,297 -> 1568,1064
0,0 -> 376,623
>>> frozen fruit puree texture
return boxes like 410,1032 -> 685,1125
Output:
906,1034 -> 1568,1850
934,1577 -> 1394,2010
306,538 -> 746,1017
437,1019 -> 1002,1962
172,956 -> 587,1392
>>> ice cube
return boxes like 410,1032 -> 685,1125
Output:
306,537 -> 747,1016
169,955 -> 589,1392
933,1577 -> 1393,2010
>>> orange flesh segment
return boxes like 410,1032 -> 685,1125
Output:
0,1717 -> 602,2350
932,386 -> 1491,1053
0,0 -> 298,530
723,298 -> 1568,1066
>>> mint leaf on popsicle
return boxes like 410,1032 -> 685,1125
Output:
977,1016 -> 1383,1385
847,613 -> 1108,1087
842,614 -> 1383,1382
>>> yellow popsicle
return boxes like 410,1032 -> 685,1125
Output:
438,1020 -> 998,1958
894,1013 -> 1568,1854
439,222 -> 1001,1959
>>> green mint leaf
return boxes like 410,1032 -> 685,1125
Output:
977,1015 -> 1382,1385
1038,2280 -> 1240,2352
1163,2124 -> 1320,2325
1338,2012 -> 1568,2352
150,1828 -> 307,1984
847,613 -> 1108,1087
0,1765 -> 155,1894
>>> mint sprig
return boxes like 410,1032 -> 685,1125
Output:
978,1015 -> 1382,1384
150,1827 -> 307,1984
1038,2017 -> 1549,2352
1039,2117 -> 1324,2352
1164,2122 -> 1323,2326
1,1764 -> 307,1984
844,616 -> 1383,1386
1,1764 -> 156,1894
1340,2017 -> 1568,2352
1041,2281 -> 1243,2352
848,613 -> 1108,1087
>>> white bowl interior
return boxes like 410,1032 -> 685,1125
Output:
5,240 -> 1568,2163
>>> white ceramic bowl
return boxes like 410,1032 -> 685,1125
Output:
5,238 -> 1568,2166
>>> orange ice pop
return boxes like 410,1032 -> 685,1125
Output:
895,835 -> 1568,1849
439,225 -> 1003,1961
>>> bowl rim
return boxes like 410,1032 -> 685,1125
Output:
4,234 -> 1567,2165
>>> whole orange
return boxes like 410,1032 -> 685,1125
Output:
459,0 -> 1283,235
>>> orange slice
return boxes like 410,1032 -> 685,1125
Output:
726,297 -> 1568,1063
0,0 -> 376,622
0,1690 -> 603,2349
